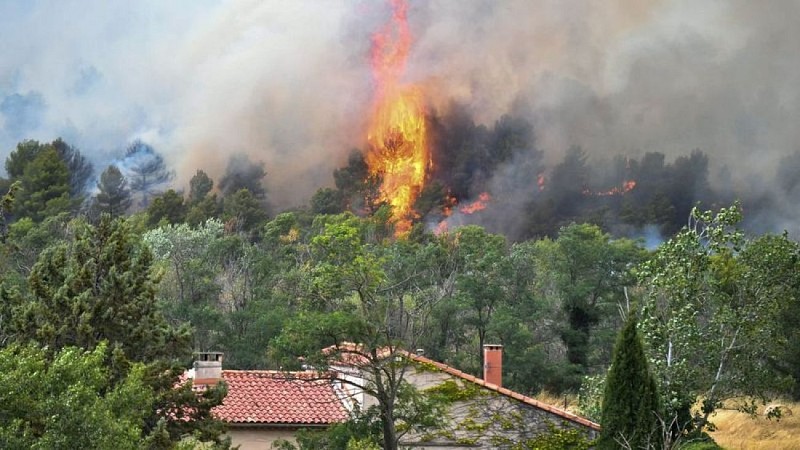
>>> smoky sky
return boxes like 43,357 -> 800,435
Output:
1,0 -> 799,212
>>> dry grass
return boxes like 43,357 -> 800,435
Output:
535,393 -> 800,449
534,391 -> 581,413
707,401 -> 800,450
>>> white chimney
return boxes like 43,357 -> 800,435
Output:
193,352 -> 224,385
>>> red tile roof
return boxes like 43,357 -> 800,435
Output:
212,370 -> 349,425
405,353 -> 601,431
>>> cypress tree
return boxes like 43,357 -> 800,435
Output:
599,315 -> 662,449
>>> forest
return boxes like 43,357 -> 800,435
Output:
1,119 -> 800,448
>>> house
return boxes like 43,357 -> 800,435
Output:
327,344 -> 600,448
190,352 -> 349,449
190,347 -> 599,449
398,345 -> 600,447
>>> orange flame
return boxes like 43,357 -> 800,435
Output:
459,192 -> 491,214
584,180 -> 637,196
366,0 -> 430,234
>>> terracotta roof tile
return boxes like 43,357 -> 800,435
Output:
212,370 -> 349,425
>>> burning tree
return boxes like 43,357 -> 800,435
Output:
366,0 -> 431,235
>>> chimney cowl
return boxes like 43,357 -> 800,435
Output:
193,351 -> 224,385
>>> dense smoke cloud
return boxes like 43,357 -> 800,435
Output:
1,1 -> 799,230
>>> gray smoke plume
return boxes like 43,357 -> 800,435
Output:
1,1 -> 799,231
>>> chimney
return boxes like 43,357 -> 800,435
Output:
483,344 -> 503,387
193,351 -> 224,385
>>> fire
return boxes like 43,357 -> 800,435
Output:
366,0 -> 430,235
584,180 -> 637,196
459,192 -> 491,214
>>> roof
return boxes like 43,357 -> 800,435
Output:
212,370 -> 349,425
405,353 -> 601,431
320,342 -> 599,430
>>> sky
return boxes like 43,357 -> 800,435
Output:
1,0 -> 799,210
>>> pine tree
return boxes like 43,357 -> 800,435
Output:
15,147 -> 73,221
9,216 -> 229,447
93,165 -> 133,218
599,315 -> 662,450
124,140 -> 174,207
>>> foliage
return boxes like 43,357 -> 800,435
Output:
0,181 -> 21,241
636,203 -> 795,436
51,137 -> 94,199
1,215 -> 229,447
92,165 -> 132,219
0,342 -> 152,449
222,188 -> 267,232
189,169 -> 214,204
516,422 -> 595,450
577,374 -> 605,423
271,213 -> 450,450
146,189 -> 187,227
14,146 -> 73,221
144,219 -> 225,351
598,315 -> 662,450
13,215 -> 190,361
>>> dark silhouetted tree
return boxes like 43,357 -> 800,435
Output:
52,138 -> 94,199
124,140 -> 174,207
92,165 -> 132,219
219,154 -> 267,200
189,169 -> 214,204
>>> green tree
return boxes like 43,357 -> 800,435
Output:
222,188 -> 267,232
0,342 -> 152,449
0,181 -> 21,241
4,139 -> 91,218
143,219 -> 225,352
146,189 -> 186,227
598,315 -> 662,450
637,204 -> 793,435
51,137 -> 94,200
311,187 -> 345,215
14,147 -> 73,221
3,215 -> 229,447
92,165 -> 132,219
271,213 -> 447,450
553,223 -> 643,390
450,225 -> 510,373
189,169 -> 214,204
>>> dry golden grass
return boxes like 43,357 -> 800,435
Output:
534,391 -> 584,415
707,401 -> 800,450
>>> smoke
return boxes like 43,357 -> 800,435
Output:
1,1 -> 800,232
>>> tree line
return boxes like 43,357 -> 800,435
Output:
2,134 -> 800,448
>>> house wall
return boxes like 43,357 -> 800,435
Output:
399,368 -> 598,448
227,427 -> 299,450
